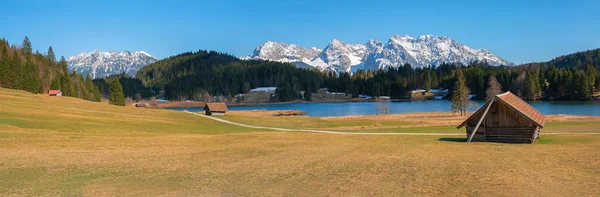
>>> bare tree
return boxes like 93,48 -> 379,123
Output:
135,93 -> 142,102
451,70 -> 471,116
485,75 -> 502,101
374,97 -> 390,115
125,97 -> 134,106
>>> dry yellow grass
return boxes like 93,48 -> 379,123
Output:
1,88 -> 599,196
225,110 -> 600,133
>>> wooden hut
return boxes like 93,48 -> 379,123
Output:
135,103 -> 147,108
457,91 -> 545,143
48,90 -> 62,96
204,103 -> 228,116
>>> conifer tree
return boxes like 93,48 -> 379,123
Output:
525,72 -> 541,100
47,46 -> 56,64
0,45 -> 7,87
22,36 -> 32,55
424,71 -> 432,92
586,64 -> 597,90
10,50 -> 23,89
50,76 -> 61,90
60,74 -> 73,96
303,90 -> 312,101
109,79 -> 126,106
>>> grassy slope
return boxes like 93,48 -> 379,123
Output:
1,88 -> 599,196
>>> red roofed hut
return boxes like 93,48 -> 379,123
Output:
204,103 -> 228,116
48,90 -> 62,97
457,91 -> 546,143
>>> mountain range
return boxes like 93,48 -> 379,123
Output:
67,50 -> 158,78
241,34 -> 514,73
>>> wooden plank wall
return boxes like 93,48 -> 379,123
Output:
465,101 -> 536,143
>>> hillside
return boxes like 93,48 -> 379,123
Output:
137,50 -> 327,101
519,48 -> 600,70
0,37 -> 101,102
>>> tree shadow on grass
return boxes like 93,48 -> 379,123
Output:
438,137 -> 466,143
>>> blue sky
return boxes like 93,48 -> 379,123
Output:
1,0 -> 598,64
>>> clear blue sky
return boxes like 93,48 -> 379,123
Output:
2,0 -> 599,64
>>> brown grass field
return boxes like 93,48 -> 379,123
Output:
1,88 -> 599,196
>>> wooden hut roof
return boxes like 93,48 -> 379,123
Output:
457,91 -> 545,129
204,103 -> 228,112
48,90 -> 61,94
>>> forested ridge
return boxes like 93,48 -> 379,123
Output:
0,37 -> 101,102
138,49 -> 600,101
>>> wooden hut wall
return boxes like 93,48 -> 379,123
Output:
466,102 -> 534,128
465,101 -> 537,143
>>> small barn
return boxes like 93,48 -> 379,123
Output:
457,91 -> 546,143
48,90 -> 62,97
204,103 -> 228,116
135,103 -> 147,108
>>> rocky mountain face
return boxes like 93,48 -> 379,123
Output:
67,50 -> 158,78
241,34 -> 514,73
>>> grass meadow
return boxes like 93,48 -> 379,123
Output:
1,88 -> 599,196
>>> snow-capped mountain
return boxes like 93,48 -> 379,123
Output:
241,34 -> 514,73
67,50 -> 158,78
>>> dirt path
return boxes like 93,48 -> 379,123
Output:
186,111 -> 600,136
186,111 -> 463,136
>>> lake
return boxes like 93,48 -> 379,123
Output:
173,100 -> 600,117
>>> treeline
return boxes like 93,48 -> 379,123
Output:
0,37 -> 101,102
329,61 -> 599,101
93,73 -> 153,100
138,49 -> 600,102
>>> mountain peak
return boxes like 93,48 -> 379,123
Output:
417,34 -> 435,40
67,50 -> 158,79
242,34 -> 514,73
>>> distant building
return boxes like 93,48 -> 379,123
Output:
204,103 -> 228,116
48,90 -> 62,97
135,103 -> 147,108
378,96 -> 391,100
457,91 -> 546,143
250,87 -> 277,93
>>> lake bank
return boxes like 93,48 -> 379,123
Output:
172,100 -> 600,116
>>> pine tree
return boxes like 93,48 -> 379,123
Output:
424,71 -> 432,92
10,50 -> 23,89
22,36 -> 32,55
586,64 -> 597,90
303,90 -> 312,101
0,45 -> 7,87
451,70 -> 471,116
109,79 -> 126,106
60,74 -> 72,96
47,46 -> 56,64
431,72 -> 439,89
50,76 -> 61,90
485,75 -> 502,101
525,72 -> 541,100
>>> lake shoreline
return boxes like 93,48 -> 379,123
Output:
171,100 -> 600,117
